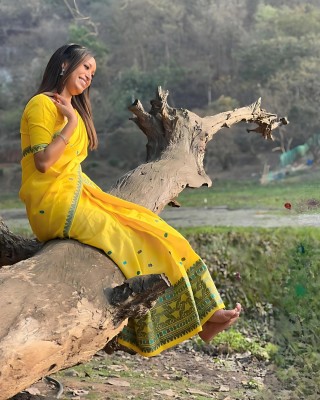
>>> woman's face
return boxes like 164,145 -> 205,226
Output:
64,56 -> 96,96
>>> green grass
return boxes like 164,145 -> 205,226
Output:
178,174 -> 320,210
182,226 -> 320,398
0,192 -> 23,209
193,328 -> 278,361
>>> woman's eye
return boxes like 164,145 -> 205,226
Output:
84,64 -> 89,69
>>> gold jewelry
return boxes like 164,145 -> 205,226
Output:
58,133 -> 69,145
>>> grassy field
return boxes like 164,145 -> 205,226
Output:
182,226 -> 320,398
178,171 -> 320,210
0,193 -> 23,209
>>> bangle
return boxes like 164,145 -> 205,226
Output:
58,133 -> 69,145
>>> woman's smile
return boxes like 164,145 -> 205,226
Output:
62,56 -> 96,98
79,76 -> 88,87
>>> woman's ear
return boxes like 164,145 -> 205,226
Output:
60,62 -> 69,77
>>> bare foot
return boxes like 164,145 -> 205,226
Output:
198,303 -> 241,342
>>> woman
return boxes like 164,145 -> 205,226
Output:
20,44 -> 241,357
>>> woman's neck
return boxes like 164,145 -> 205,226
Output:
60,88 -> 72,103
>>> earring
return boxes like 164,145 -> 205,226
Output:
60,68 -> 65,76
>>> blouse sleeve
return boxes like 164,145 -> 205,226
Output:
26,94 -> 59,153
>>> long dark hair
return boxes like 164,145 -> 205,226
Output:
35,44 -> 98,150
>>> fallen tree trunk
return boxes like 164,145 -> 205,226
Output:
0,87 -> 287,399
0,239 -> 169,399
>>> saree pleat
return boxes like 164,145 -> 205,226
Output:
20,94 -> 225,357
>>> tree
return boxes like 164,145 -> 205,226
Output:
1,0 -> 318,174
0,88 -> 287,399
235,3 -> 320,144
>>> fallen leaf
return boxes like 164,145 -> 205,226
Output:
186,388 -> 214,397
219,385 -> 230,392
106,378 -> 130,387
64,369 -> 80,377
157,389 -> 177,397
108,364 -> 128,372
24,388 -> 41,395
70,389 -> 89,395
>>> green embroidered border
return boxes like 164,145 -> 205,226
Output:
22,143 -> 48,157
82,174 -> 96,188
63,166 -> 82,238
22,131 -> 63,158
119,259 -> 224,354
52,131 -> 62,141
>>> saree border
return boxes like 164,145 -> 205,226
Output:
22,143 -> 48,157
63,166 -> 83,238
118,259 -> 224,356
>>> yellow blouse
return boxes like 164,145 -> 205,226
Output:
19,94 -> 91,240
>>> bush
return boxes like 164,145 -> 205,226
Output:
183,227 -> 320,396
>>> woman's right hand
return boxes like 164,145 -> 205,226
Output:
34,92 -> 79,173
44,92 -> 77,124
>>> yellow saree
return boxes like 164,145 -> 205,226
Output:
20,94 -> 224,357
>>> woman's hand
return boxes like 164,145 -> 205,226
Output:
34,92 -> 79,173
44,92 -> 77,123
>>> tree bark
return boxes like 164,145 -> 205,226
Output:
0,87 -> 287,399
110,91 -> 287,212
0,239 -> 169,399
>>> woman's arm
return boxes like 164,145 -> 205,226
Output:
34,94 -> 78,173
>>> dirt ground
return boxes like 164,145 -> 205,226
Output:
161,207 -> 320,228
11,340 -> 285,400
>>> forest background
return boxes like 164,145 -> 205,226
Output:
1,0 -> 320,192
1,1 -> 320,399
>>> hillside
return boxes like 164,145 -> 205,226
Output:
1,0 -> 320,182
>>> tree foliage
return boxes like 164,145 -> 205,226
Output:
1,0 -> 320,173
